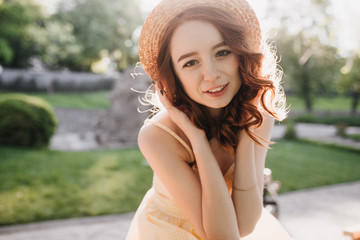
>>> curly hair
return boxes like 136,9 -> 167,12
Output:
153,6 -> 286,154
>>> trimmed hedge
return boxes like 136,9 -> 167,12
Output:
291,113 -> 360,126
0,94 -> 57,148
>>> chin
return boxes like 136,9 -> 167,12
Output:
211,99 -> 233,109
206,102 -> 230,110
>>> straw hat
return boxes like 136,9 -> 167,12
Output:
138,0 -> 261,82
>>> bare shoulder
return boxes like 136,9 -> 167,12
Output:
137,111 -> 191,164
255,110 -> 275,135
137,111 -> 176,147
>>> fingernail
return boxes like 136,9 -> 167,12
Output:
160,89 -> 164,96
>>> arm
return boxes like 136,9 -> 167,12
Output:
232,110 -> 275,237
138,89 -> 241,240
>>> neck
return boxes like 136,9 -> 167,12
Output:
207,107 -> 222,118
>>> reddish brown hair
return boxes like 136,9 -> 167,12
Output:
156,6 -> 285,154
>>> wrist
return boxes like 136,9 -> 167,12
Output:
238,130 -> 253,143
190,131 -> 207,147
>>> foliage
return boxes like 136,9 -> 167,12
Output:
0,38 -> 13,64
52,0 -> 143,71
338,57 -> 360,114
276,29 -> 343,112
335,122 -> 347,136
283,121 -> 297,140
292,113 -> 360,126
0,94 -> 57,147
26,21 -> 83,70
0,0 -> 45,67
266,0 -> 345,112
0,0 -> 143,71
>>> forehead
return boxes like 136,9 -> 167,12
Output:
170,20 -> 224,58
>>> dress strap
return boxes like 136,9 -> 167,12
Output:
145,119 -> 195,163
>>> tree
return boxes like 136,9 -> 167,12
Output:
275,28 -> 342,112
0,0 -> 45,67
26,21 -> 83,70
53,0 -> 143,71
339,57 -> 360,115
265,0 -> 342,112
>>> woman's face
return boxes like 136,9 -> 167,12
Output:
170,20 -> 242,116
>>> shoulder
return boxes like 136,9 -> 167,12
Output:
253,110 -> 275,142
137,111 -> 176,146
137,111 -> 192,163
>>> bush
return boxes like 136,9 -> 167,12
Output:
0,94 -> 57,147
293,113 -> 360,126
283,121 -> 297,140
335,122 -> 347,136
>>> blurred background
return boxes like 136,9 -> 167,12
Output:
0,0 -> 359,239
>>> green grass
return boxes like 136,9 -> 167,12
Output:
1,91 -> 356,112
266,139 -> 360,193
1,140 -> 360,226
287,95 -> 357,111
0,147 -> 152,226
0,91 -> 110,109
290,113 -> 360,126
345,134 -> 360,141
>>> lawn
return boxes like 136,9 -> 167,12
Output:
1,91 -> 358,112
0,91 -> 110,110
0,147 -> 152,226
266,140 -> 360,193
286,95 -> 358,112
1,140 -> 360,226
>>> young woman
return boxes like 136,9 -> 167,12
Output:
126,0 -> 291,239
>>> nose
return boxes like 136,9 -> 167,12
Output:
202,58 -> 220,82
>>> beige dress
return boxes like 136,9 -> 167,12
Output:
125,120 -> 292,240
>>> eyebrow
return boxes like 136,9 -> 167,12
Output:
177,41 -> 227,63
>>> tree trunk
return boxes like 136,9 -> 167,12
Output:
304,92 -> 313,112
350,91 -> 359,115
301,62 -> 312,113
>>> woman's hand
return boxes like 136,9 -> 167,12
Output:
155,83 -> 205,141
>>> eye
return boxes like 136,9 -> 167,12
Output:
216,50 -> 232,57
183,60 -> 198,68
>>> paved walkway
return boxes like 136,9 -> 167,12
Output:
1,181 -> 359,240
272,123 -> 360,149
50,123 -> 360,151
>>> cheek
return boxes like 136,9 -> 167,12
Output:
177,71 -> 198,90
225,60 -> 241,82
179,78 -> 196,96
172,72 -> 196,100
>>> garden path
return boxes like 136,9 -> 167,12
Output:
50,108 -> 360,150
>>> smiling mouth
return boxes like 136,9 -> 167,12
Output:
206,83 -> 228,93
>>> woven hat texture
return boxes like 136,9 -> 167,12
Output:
139,0 -> 261,81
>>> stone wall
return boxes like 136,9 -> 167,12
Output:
94,65 -> 153,148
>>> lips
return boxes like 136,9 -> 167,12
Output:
204,83 -> 229,97
207,85 -> 226,93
